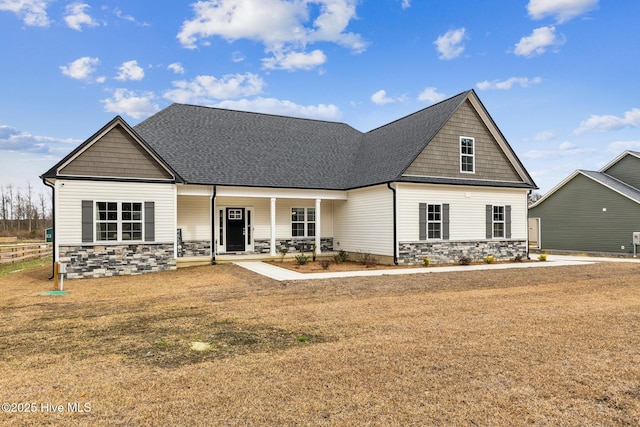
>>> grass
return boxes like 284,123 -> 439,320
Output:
0,256 -> 51,278
1,262 -> 640,425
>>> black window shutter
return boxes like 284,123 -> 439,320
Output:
144,202 -> 155,242
442,204 -> 450,240
486,205 -> 493,239
419,203 -> 427,240
505,205 -> 512,239
82,200 -> 93,243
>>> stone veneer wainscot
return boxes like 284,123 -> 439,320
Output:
59,243 -> 176,279
398,240 -> 528,265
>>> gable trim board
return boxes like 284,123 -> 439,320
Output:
42,89 -> 536,279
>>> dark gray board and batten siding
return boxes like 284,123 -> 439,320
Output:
529,173 -> 640,253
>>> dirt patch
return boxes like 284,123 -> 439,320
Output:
1,262 -> 640,425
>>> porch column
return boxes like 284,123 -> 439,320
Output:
270,197 -> 277,256
315,198 -> 321,254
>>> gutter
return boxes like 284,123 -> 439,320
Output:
41,178 -> 55,280
387,182 -> 399,265
211,185 -> 217,265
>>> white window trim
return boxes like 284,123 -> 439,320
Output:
492,205 -> 505,239
460,136 -> 475,174
95,201 -> 144,243
291,207 -> 316,238
427,203 -> 442,240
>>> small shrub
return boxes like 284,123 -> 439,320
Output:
484,255 -> 496,264
334,250 -> 349,264
512,254 -> 524,262
458,255 -> 472,266
422,257 -> 430,267
296,335 -> 310,343
538,253 -> 548,262
295,253 -> 309,265
319,260 -> 330,270
279,247 -> 288,262
360,252 -> 378,267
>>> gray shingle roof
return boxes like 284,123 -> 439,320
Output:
580,170 -> 640,204
44,89 -> 535,190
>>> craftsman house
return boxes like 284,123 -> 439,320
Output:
41,89 -> 537,279
529,151 -> 640,254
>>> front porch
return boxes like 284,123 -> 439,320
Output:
176,184 -> 347,265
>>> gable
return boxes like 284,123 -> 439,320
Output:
600,152 -> 640,189
404,99 -> 521,182
59,124 -> 173,180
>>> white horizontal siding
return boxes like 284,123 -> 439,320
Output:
177,196 -> 211,240
396,183 -> 528,241
334,185 -> 394,256
215,196 -> 334,239
56,179 -> 176,245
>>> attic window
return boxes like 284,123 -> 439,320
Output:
460,136 -> 475,173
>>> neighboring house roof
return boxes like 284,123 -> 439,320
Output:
43,89 -> 536,191
529,168 -> 640,209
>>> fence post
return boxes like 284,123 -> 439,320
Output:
53,262 -> 60,290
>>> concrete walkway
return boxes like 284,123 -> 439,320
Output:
234,254 -> 639,281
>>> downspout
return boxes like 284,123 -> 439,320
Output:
526,189 -> 531,260
211,185 -> 217,265
42,178 -> 55,280
387,182 -> 398,265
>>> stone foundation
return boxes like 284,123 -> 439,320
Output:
59,243 -> 176,279
180,240 -> 211,257
398,240 -> 528,265
254,237 -> 334,254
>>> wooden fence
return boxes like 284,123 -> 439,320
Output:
0,243 -> 53,265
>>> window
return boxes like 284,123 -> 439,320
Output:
419,203 -> 449,241
427,204 -> 442,239
95,201 -> 143,242
228,209 -> 243,220
460,136 -> 475,173
493,205 -> 505,238
291,207 -> 316,237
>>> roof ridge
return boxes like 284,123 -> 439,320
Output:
165,102 -> 360,131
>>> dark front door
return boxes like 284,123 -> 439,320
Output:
226,208 -> 245,252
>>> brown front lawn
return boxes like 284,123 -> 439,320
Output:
1,262 -> 639,425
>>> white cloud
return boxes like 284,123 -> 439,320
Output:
231,51 -> 245,63
434,27 -> 466,60
401,0 -> 410,9
113,7 -> 149,26
167,62 -> 185,74
115,60 -> 145,81
514,26 -> 563,57
64,3 -> 98,31
527,0 -> 598,23
101,89 -> 159,120
574,108 -> 640,134
476,76 -> 542,90
212,97 -> 342,121
370,89 -> 407,106
262,49 -> 327,71
0,0 -> 51,27
417,87 -> 446,104
60,56 -> 101,81
177,0 -> 366,70
606,140 -> 640,154
523,141 -> 594,159
531,130 -> 557,142
0,124 -> 79,154
164,72 -> 265,104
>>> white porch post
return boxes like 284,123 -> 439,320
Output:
315,198 -> 321,254
270,197 -> 277,256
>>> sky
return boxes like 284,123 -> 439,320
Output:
1,0 -> 640,198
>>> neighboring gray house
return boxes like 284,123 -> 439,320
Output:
529,151 -> 640,254
42,89 -> 537,279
